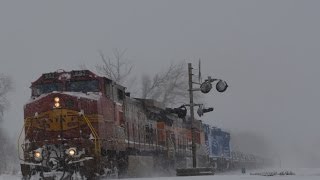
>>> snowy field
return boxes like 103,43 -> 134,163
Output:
1,168 -> 320,180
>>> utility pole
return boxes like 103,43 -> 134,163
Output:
177,62 -> 228,176
188,63 -> 197,168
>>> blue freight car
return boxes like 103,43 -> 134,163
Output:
202,125 -> 231,171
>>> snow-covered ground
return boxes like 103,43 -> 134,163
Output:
1,168 -> 319,180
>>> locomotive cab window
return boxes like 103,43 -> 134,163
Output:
113,85 -> 125,103
67,80 -> 99,93
104,80 -> 112,98
32,83 -> 63,96
118,89 -> 124,101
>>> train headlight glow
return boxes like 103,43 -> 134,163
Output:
54,97 -> 60,103
66,148 -> 77,157
33,150 -> 42,161
54,97 -> 61,108
34,151 -> 41,158
54,102 -> 60,108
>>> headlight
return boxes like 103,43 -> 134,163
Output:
33,150 -> 42,161
54,102 -> 60,108
34,151 -> 41,158
54,97 -> 61,108
66,147 -> 77,157
54,97 -> 60,102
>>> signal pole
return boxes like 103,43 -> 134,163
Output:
177,62 -> 228,176
188,63 -> 197,168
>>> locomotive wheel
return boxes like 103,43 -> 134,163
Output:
100,156 -> 119,179
21,175 -> 31,180
21,164 -> 31,180
81,159 -> 98,180
21,164 -> 30,176
60,172 -> 74,180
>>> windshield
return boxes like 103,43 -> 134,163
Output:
33,83 -> 63,96
67,80 -> 99,93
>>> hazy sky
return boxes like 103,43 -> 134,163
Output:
1,0 -> 320,167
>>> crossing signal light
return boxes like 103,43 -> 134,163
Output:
200,77 -> 228,94
176,106 -> 187,119
166,106 -> 187,119
216,80 -> 228,93
203,107 -> 214,113
197,105 -> 214,117
200,81 -> 212,94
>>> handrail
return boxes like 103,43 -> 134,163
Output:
81,115 -> 101,156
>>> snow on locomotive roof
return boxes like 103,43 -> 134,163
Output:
27,91 -> 101,104
32,70 -> 99,85
31,69 -> 126,90
63,91 -> 101,100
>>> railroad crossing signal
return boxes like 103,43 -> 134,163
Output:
165,105 -> 187,119
197,105 -> 214,117
200,76 -> 228,94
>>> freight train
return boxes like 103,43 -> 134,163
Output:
18,70 -> 264,179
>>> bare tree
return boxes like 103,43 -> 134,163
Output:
0,74 -> 12,122
96,51 -> 199,105
96,48 -> 133,85
141,61 -> 195,106
79,64 -> 88,70
0,128 -> 16,174
0,74 -> 15,174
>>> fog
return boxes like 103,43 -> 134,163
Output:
1,0 -> 320,168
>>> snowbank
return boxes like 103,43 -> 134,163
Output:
1,168 -> 319,180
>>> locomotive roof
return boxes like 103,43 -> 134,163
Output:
134,98 -> 165,109
31,69 -> 125,90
